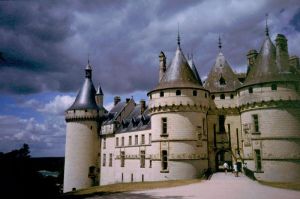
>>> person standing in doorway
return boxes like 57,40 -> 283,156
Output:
223,162 -> 228,174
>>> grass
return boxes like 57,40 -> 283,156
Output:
63,179 -> 201,198
259,181 -> 300,191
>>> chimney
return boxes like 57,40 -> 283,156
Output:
114,96 -> 121,106
126,98 -> 130,103
140,99 -> 146,114
159,51 -> 166,82
289,55 -> 300,71
246,49 -> 258,74
275,34 -> 289,72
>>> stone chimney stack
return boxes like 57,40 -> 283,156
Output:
159,51 -> 166,82
114,96 -> 121,106
140,99 -> 146,114
246,49 -> 258,75
275,34 -> 289,72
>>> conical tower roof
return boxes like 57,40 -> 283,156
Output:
204,52 -> 241,93
96,85 -> 103,95
243,33 -> 300,87
151,35 -> 203,92
188,57 -> 203,85
68,62 -> 98,110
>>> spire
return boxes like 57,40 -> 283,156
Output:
177,23 -> 181,47
85,58 -> 92,79
218,35 -> 222,50
265,13 -> 269,37
96,84 -> 103,95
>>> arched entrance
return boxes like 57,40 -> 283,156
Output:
215,150 -> 232,171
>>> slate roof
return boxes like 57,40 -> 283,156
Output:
67,63 -> 98,111
204,52 -> 241,93
188,58 -> 203,85
149,44 -> 203,93
243,34 -> 300,87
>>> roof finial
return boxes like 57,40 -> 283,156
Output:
177,23 -> 181,47
265,13 -> 269,36
88,53 -> 90,65
218,34 -> 222,50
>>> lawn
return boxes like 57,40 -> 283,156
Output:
259,181 -> 300,191
62,179 -> 201,198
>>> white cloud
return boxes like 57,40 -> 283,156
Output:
0,115 -> 66,157
38,95 -> 75,115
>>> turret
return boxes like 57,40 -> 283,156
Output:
159,51 -> 166,82
95,85 -> 104,107
147,32 -> 209,181
64,61 -> 101,192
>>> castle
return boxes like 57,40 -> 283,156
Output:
63,23 -> 300,192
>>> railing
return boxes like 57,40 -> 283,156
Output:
243,167 -> 256,180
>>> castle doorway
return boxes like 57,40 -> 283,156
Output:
215,150 -> 232,171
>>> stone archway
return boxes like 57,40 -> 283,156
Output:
215,150 -> 232,171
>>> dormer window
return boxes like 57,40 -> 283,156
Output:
219,76 -> 226,85
176,90 -> 181,96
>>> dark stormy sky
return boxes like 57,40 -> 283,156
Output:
0,0 -> 299,157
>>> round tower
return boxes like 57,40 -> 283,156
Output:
63,61 -> 101,192
147,33 -> 209,180
238,25 -> 300,182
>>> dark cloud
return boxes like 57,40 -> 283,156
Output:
0,0 -> 299,95
290,8 -> 300,31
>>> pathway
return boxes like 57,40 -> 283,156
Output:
86,172 -> 300,199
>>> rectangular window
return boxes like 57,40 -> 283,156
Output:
255,149 -> 262,171
149,133 -> 152,144
161,150 -> 168,170
121,137 -> 124,146
116,137 -> 119,147
252,114 -> 259,133
162,117 -> 167,135
219,115 -> 225,133
103,154 -> 106,167
103,138 -> 106,149
202,118 -> 205,135
140,150 -> 145,168
141,134 -> 145,145
109,153 -> 112,167
120,151 -> 125,167
176,90 -> 181,96
135,135 -> 138,145
193,90 -> 197,96
160,91 -> 164,97
129,136 -> 132,145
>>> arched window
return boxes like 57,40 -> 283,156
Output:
176,90 -> 181,96
220,94 -> 225,99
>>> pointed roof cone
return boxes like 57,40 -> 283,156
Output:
188,57 -> 203,85
204,52 -> 241,92
96,85 -> 104,95
151,37 -> 203,91
67,62 -> 98,111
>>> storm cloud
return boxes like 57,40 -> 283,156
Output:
0,0 -> 299,95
